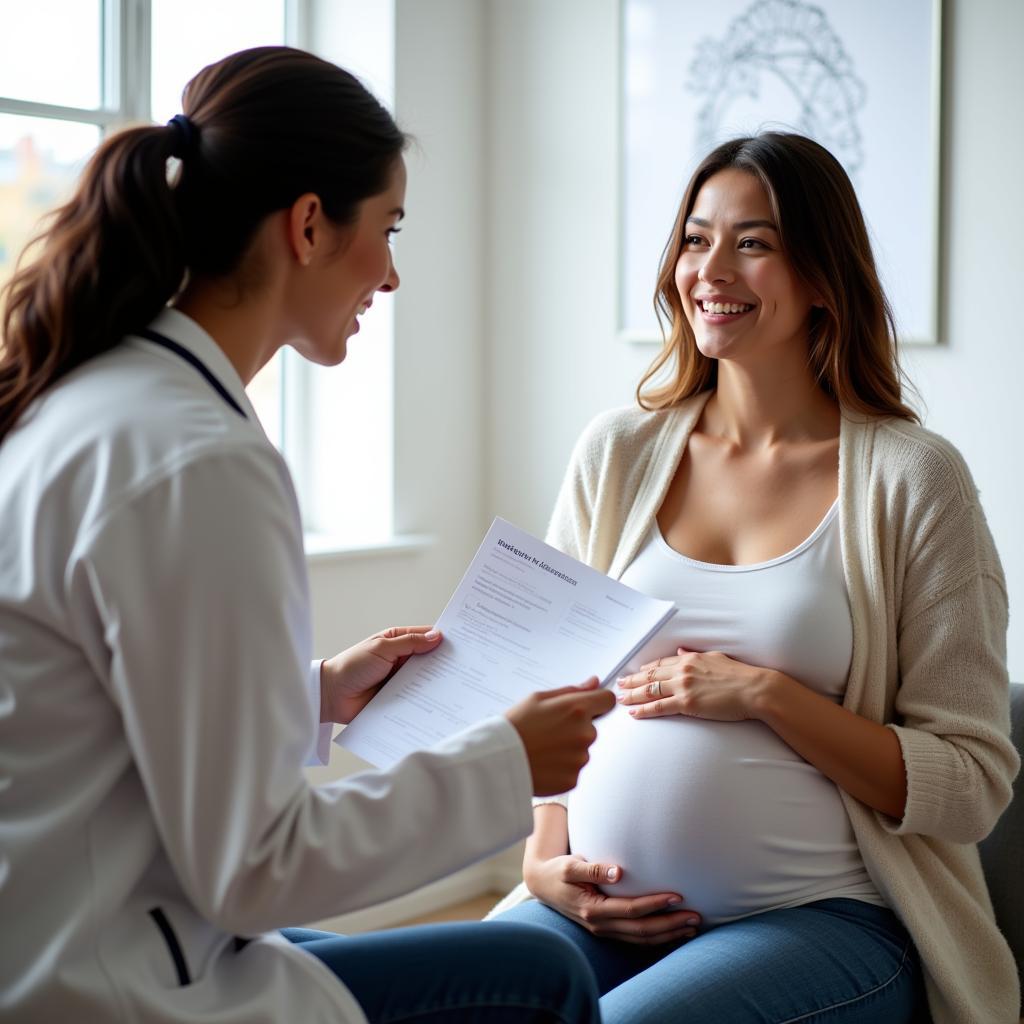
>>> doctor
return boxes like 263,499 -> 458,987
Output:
0,46 -> 611,1023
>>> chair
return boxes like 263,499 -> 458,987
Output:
978,680 -> 1024,1019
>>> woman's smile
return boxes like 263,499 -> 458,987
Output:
694,294 -> 757,322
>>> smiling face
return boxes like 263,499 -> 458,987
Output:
291,157 -> 407,366
675,167 -> 817,366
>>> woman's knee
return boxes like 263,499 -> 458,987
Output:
459,921 -> 600,1023
485,919 -> 593,976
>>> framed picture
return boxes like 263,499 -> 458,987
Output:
618,0 -> 943,345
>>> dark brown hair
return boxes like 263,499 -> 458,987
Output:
0,46 -> 406,443
637,132 -> 919,422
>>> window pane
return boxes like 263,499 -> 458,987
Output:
0,115 -> 99,290
0,0 -> 102,109
300,0 -> 395,544
150,0 -> 286,123
306,297 -> 393,544
247,353 -> 284,451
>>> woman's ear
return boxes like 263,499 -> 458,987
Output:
287,192 -> 323,267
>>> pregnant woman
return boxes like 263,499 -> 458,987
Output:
493,133 -> 1020,1023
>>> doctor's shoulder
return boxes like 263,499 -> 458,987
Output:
3,341 -> 276,528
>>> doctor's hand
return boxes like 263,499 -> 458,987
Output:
320,626 -> 443,724
523,853 -> 702,945
505,679 -> 614,796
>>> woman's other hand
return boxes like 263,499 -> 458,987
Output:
505,679 -> 615,796
320,626 -> 443,724
617,647 -> 776,721
523,853 -> 701,945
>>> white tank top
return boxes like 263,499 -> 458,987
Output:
567,502 -> 884,924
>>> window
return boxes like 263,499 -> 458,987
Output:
0,0 -> 396,548
0,0 -> 106,286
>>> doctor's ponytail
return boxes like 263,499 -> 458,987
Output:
0,46 -> 405,444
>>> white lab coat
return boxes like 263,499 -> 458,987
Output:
0,309 -> 534,1023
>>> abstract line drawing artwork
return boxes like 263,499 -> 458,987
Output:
620,0 -> 941,345
688,1 -> 866,182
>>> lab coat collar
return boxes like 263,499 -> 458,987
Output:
137,308 -> 261,426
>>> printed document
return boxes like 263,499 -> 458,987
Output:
336,517 -> 675,768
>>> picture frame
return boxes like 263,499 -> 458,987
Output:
618,0 -> 943,346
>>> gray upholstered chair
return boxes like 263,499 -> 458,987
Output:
978,681 -> 1023,1019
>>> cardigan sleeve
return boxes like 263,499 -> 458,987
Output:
545,405 -> 660,573
882,456 -> 1019,843
545,422 -> 598,562
535,425 -> 599,813
536,405 -> 675,813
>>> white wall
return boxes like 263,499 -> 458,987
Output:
900,0 -> 1024,679
303,0 -> 521,930
306,0 -> 488,674
483,0 -> 1024,681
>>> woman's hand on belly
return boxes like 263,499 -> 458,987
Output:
617,649 -> 908,818
617,647 -> 773,722
522,853 -> 702,945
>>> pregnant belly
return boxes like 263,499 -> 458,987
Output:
567,704 -> 866,925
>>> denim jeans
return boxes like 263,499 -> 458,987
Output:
496,897 -> 926,1023
282,920 -> 600,1023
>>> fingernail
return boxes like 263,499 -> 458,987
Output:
686,917 -> 699,926
616,678 -> 627,685
606,866 -> 619,881
425,629 -> 440,640
667,896 -> 683,906
628,709 -> 638,716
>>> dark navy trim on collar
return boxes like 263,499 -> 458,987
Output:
137,327 -> 247,420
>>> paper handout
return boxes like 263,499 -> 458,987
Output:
335,517 -> 675,768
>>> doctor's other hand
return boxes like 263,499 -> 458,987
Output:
505,678 -> 614,796
320,626 -> 443,725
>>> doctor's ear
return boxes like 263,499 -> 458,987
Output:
287,192 -> 325,267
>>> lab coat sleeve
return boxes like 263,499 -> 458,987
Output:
68,443 -> 534,935
307,659 -> 333,765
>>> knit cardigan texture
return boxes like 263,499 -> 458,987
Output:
495,392 -> 1020,1023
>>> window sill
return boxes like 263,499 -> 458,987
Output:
304,532 -> 436,566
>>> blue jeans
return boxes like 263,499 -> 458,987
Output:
282,921 -> 600,1023
496,897 -> 926,1023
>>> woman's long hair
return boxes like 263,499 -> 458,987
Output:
0,46 -> 406,443
637,132 -> 919,422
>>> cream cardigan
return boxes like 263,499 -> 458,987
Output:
497,392 -> 1020,1024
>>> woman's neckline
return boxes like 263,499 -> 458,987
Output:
652,498 -> 839,573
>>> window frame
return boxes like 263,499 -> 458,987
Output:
0,0 -> 311,128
